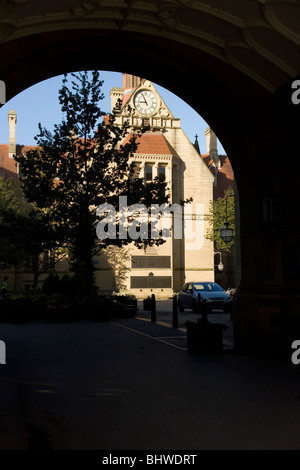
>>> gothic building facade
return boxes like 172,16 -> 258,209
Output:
92,74 -> 216,298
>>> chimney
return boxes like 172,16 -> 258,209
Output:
110,87 -> 123,112
8,109 -> 17,158
122,74 -> 141,107
205,126 -> 220,168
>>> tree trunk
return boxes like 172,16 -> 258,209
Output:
32,253 -> 40,294
71,225 -> 96,297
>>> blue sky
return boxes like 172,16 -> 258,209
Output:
0,70 -> 225,154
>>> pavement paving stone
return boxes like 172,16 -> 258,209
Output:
111,317 -> 188,350
1,305 -> 300,450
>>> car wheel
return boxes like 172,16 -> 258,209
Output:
178,300 -> 184,312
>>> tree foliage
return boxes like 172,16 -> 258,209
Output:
205,187 -> 235,253
0,175 -> 30,215
0,176 -> 35,270
0,176 -> 62,289
14,71 -> 170,295
0,176 -> 25,270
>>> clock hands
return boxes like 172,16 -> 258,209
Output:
140,92 -> 148,106
134,90 -> 157,114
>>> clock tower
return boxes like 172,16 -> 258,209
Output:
122,74 -> 141,107
104,74 -> 216,297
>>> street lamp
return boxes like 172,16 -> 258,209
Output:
220,222 -> 234,243
220,194 -> 234,243
214,251 -> 224,271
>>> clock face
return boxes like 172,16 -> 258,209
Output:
133,89 -> 158,115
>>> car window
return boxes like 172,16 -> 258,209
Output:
209,283 -> 224,291
187,284 -> 193,290
203,283 -> 224,291
193,284 -> 205,290
193,283 -> 224,292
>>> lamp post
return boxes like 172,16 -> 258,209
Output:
220,194 -> 234,243
214,251 -> 224,271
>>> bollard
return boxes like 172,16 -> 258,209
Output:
197,293 -> 202,315
151,293 -> 156,322
172,296 -> 178,329
202,298 -> 208,324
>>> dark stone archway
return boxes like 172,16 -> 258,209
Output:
0,4 -> 299,357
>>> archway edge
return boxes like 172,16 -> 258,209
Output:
1,28 -> 277,179
1,27 -> 300,357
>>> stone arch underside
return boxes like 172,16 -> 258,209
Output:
0,0 -> 300,356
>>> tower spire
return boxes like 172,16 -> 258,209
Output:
193,134 -> 201,154
205,126 -> 220,168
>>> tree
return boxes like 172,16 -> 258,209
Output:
0,176 -> 24,270
205,187 -> 235,253
0,175 -> 36,271
0,174 -> 66,291
15,210 -> 66,292
0,175 -> 27,214
104,246 -> 131,293
15,71 -> 170,296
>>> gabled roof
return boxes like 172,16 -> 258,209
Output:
123,133 -> 174,156
122,78 -> 175,119
0,144 -> 18,177
0,144 -> 36,179
201,153 -> 234,199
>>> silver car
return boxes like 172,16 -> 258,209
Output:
177,282 -> 232,313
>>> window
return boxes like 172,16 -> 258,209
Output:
24,284 -> 34,292
132,76 -> 139,87
130,276 -> 172,288
158,165 -> 166,182
131,256 -> 171,268
193,284 -> 205,290
145,164 -> 153,182
183,284 -> 193,292
126,75 -> 140,88
193,282 -> 224,292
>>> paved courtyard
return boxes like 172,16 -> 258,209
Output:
1,310 -> 300,450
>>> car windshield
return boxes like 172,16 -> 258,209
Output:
193,283 -> 224,292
